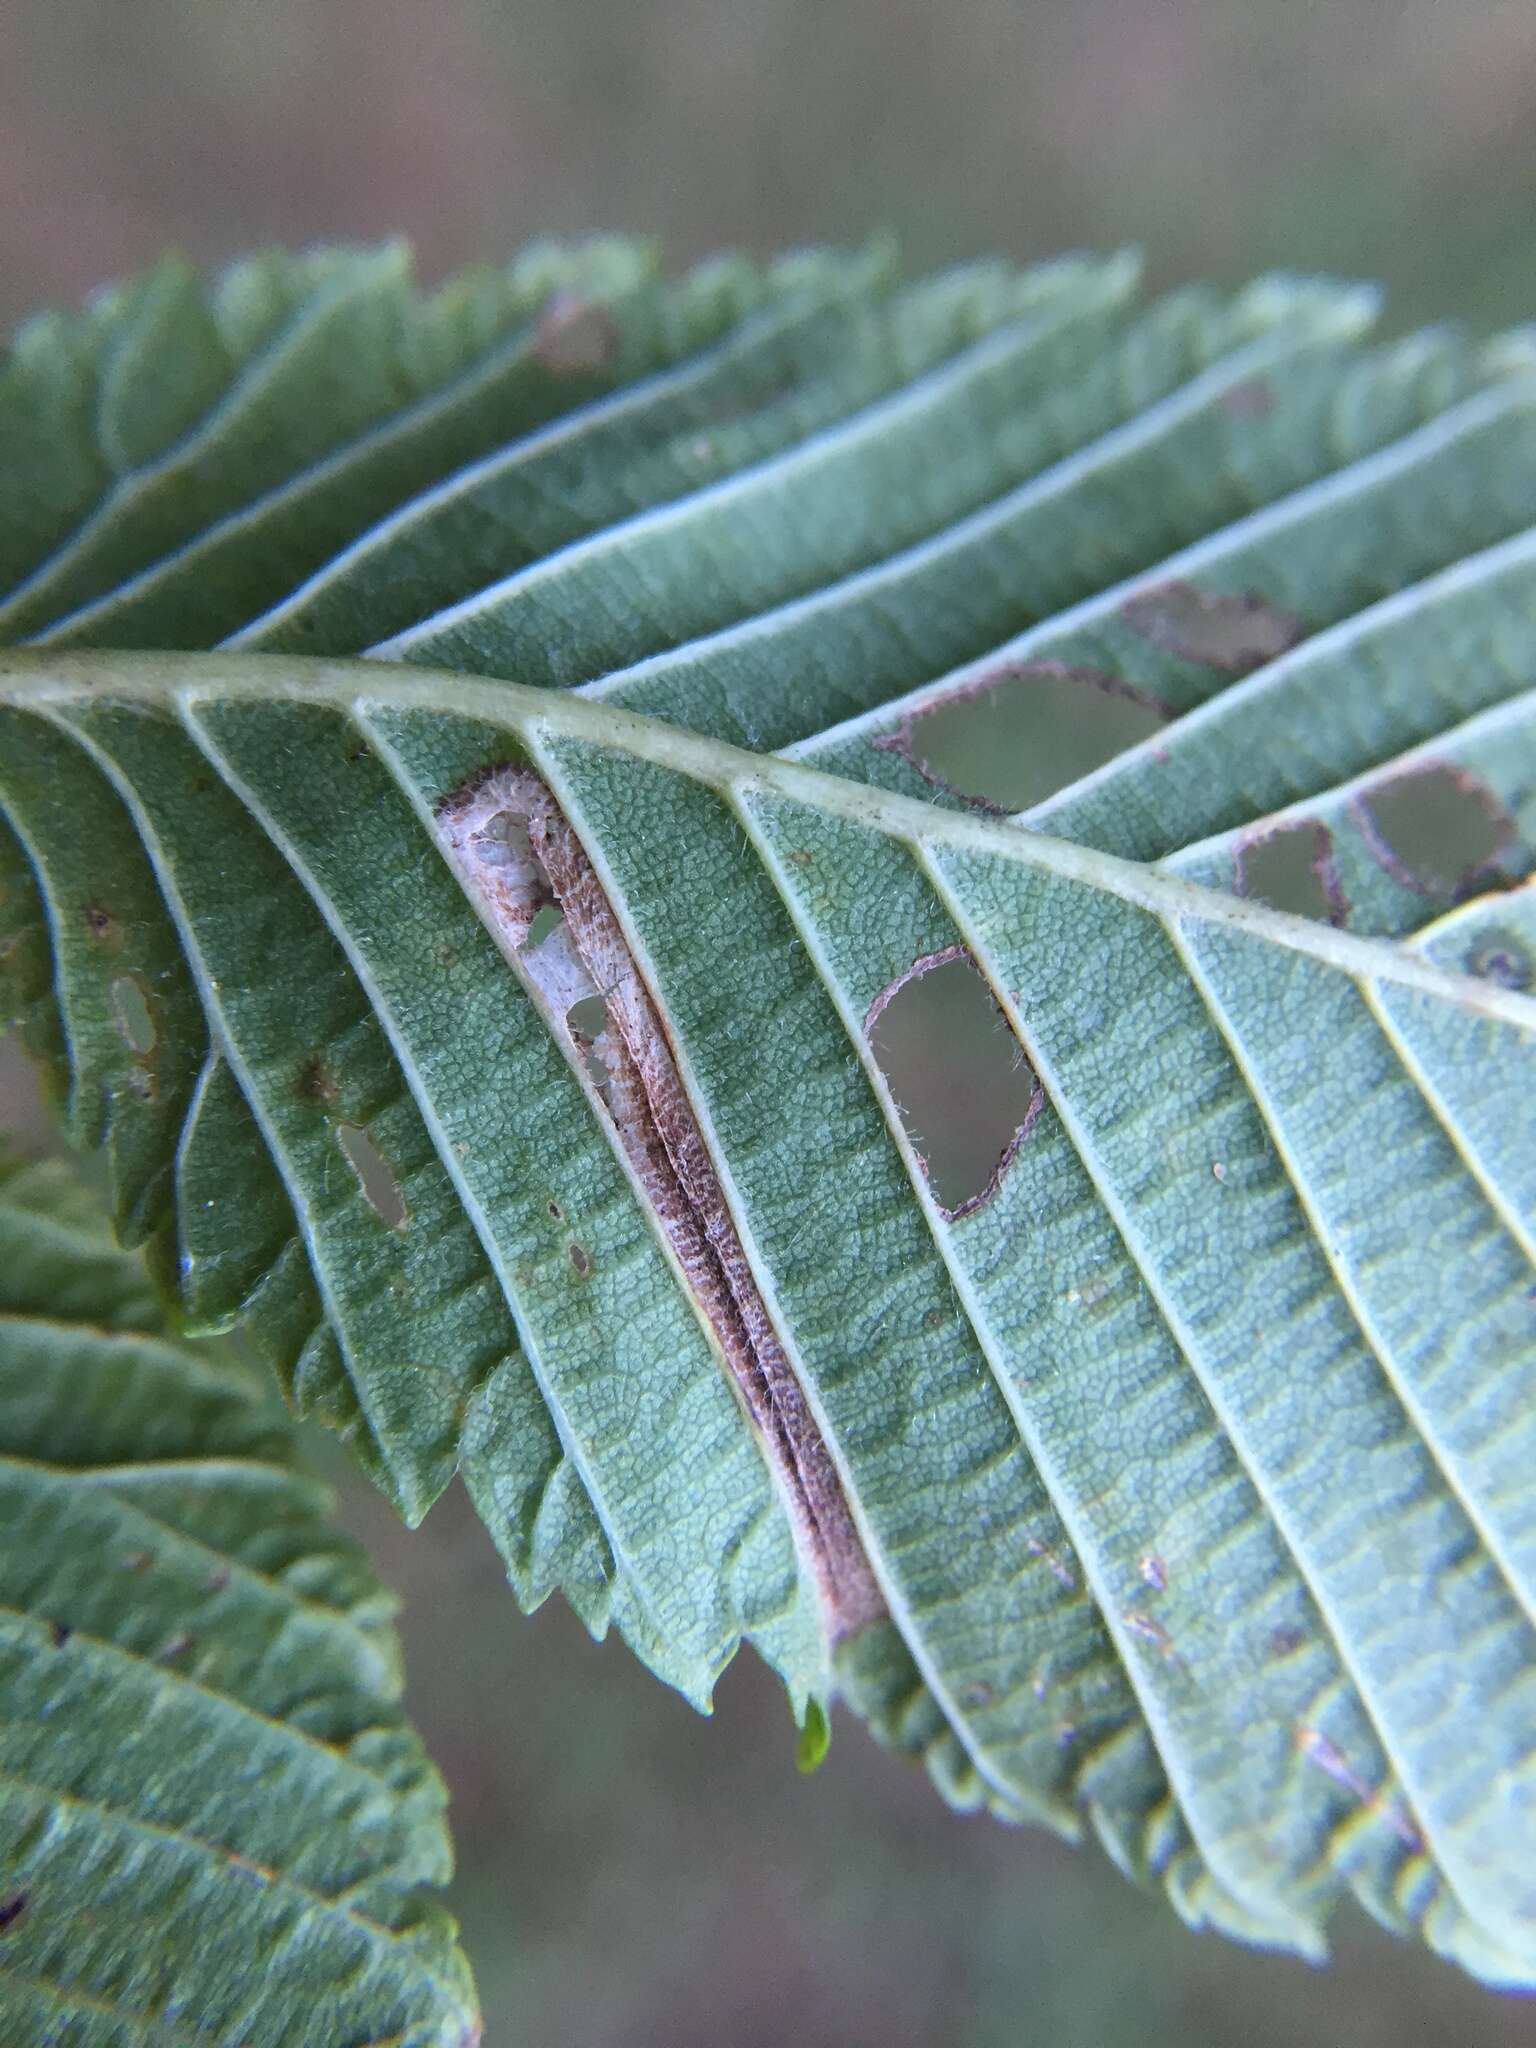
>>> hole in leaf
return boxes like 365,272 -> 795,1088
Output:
335,1123 -> 409,1231
873,663 -> 1172,812
526,902 -> 562,949
1119,580 -> 1302,673
566,994 -> 608,1043
865,947 -> 1042,1219
109,975 -> 156,1055
1234,821 -> 1348,924
1349,763 -> 1520,904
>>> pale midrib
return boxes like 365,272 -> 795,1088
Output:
22,702 -> 408,1504
5,655 -> 1533,1034
730,782 -> 1313,1944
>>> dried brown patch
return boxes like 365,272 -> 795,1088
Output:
83,901 -> 120,948
1220,379 -> 1274,419
436,764 -> 884,1642
1119,580 -> 1303,674
532,292 -> 621,375
298,1055 -> 340,1106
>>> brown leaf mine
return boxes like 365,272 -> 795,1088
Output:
436,764 -> 884,1642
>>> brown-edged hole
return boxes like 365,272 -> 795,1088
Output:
866,949 -> 1042,1218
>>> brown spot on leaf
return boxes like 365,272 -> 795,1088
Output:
1123,1610 -> 1178,1660
1267,1625 -> 1307,1661
1119,580 -> 1303,674
83,902 -> 120,947
298,1056 -> 339,1106
865,946 -> 1043,1219
1234,819 -> 1349,926
546,1198 -> 564,1221
1295,1726 -> 1424,1851
0,1894 -> 28,1934
1025,1535 -> 1077,1590
567,1241 -> 592,1278
532,292 -> 620,375
49,1619 -> 72,1649
1349,762 -> 1521,904
1220,379 -> 1274,418
873,662 -> 1172,812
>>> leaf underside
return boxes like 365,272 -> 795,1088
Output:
1,242 -> 1533,1990
0,1156 -> 477,2046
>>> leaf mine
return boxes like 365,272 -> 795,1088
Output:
435,762 -> 883,1641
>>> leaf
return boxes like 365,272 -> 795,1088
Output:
1,247 -> 1533,1986
0,1155 -> 478,2044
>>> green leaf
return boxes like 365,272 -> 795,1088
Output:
0,1155 -> 478,2045
2,246 -> 1533,1988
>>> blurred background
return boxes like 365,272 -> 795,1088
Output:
4,3 -> 1536,2042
